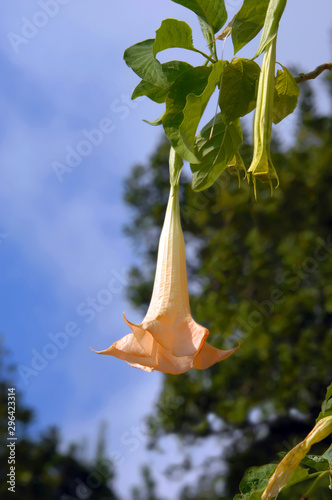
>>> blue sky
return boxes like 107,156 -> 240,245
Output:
0,0 -> 331,497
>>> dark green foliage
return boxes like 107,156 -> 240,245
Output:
0,340 -> 118,500
123,83 -> 332,498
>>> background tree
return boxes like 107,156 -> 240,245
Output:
123,78 -> 332,499
0,340 -> 118,500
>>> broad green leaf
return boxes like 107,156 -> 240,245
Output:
219,58 -> 260,124
322,443 -> 332,462
132,61 -> 193,103
171,0 -> 227,33
163,66 -> 212,163
132,80 -> 168,103
232,0 -> 270,54
272,66 -> 300,124
191,113 -> 243,191
180,60 -> 225,154
123,39 -> 169,89
153,19 -> 195,55
300,455 -> 330,472
234,464 -> 276,499
198,15 -> 214,51
255,0 -> 287,58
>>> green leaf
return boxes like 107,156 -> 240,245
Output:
143,113 -> 165,126
198,15 -> 215,50
163,65 -> 212,163
234,464 -> 276,499
191,113 -> 243,191
322,443 -> 332,462
162,60 -> 193,83
132,80 -> 168,103
281,465 -> 310,490
232,0 -> 270,54
255,0 -> 287,58
180,60 -> 225,154
124,39 -> 169,89
300,455 -> 330,472
170,0 -> 227,33
219,58 -> 260,124
324,382 -> 332,402
132,61 -> 193,103
316,382 -> 332,422
272,66 -> 300,124
153,19 -> 195,55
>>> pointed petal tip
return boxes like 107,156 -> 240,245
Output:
193,342 -> 240,370
90,346 -> 108,355
122,312 -> 140,329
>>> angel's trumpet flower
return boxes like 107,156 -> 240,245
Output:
93,148 -> 239,373
248,37 -> 279,199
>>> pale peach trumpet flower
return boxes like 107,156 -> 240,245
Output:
93,148 -> 239,373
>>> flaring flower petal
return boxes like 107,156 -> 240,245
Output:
93,150 -> 239,374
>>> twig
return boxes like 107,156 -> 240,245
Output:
295,62 -> 332,83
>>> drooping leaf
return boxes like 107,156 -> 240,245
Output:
280,466 -> 310,490
316,381 -> 332,422
232,0 -> 270,54
272,66 -> 300,124
300,454 -> 330,472
132,80 -> 168,103
180,60 -> 225,154
163,65 -> 212,163
153,19 -> 196,55
124,39 -> 169,88
219,58 -> 260,124
325,382 -> 332,401
170,0 -> 227,33
323,443 -> 332,462
191,113 -> 243,191
132,61 -> 193,103
198,15 -> 215,50
262,417 -> 332,499
255,0 -> 287,58
234,464 -> 276,499
143,112 -> 165,126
